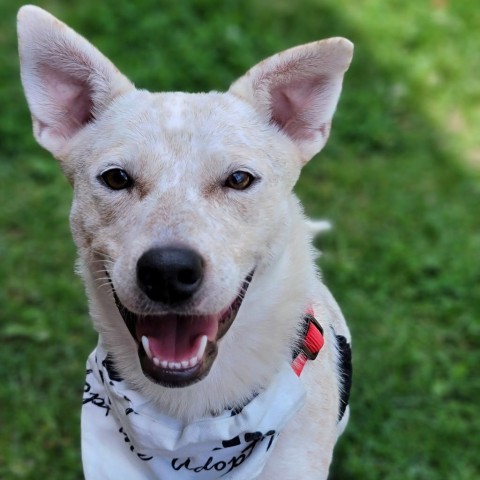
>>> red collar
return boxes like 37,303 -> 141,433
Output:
292,308 -> 324,376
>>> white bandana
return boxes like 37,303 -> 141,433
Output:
81,344 -> 306,480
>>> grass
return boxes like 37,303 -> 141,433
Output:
1,0 -> 479,478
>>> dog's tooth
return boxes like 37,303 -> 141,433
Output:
189,357 -> 198,367
161,360 -> 168,369
181,360 -> 189,368
153,357 -> 160,367
168,361 -> 176,370
141,336 -> 153,360
174,362 -> 182,369
196,335 -> 208,360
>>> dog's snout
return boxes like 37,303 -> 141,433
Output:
136,247 -> 204,304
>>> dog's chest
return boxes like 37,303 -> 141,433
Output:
81,345 -> 306,480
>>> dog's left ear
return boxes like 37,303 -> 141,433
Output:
229,38 -> 353,163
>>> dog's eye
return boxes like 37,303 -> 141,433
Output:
225,171 -> 255,190
101,168 -> 133,190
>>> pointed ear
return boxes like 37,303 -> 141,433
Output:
17,6 -> 134,158
229,38 -> 353,163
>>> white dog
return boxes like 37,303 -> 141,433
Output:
18,5 -> 353,479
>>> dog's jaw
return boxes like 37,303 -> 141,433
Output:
110,271 -> 254,388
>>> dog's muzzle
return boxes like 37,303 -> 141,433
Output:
109,246 -> 254,388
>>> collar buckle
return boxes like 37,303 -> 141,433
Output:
292,310 -> 324,376
301,313 -> 324,360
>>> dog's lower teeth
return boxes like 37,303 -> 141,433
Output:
146,335 -> 209,370
151,356 -> 200,370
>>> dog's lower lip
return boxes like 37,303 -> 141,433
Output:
110,270 -> 254,387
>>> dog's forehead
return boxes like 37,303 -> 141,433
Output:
84,89 -> 289,180
112,90 -> 263,146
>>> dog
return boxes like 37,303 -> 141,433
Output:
18,5 -> 353,479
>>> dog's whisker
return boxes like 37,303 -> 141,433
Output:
93,270 -> 110,278
91,249 -> 114,262
96,282 -> 112,291
95,276 -> 110,283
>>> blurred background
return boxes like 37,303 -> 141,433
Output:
1,0 -> 479,478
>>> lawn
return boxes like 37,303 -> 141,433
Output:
1,0 -> 479,479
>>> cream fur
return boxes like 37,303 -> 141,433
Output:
18,5 -> 353,479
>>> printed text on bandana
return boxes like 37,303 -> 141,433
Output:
171,430 -> 277,476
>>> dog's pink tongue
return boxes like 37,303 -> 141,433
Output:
138,314 -> 218,363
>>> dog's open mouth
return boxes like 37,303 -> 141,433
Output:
111,271 -> 253,387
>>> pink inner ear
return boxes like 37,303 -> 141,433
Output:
38,63 -> 94,139
270,77 -> 329,141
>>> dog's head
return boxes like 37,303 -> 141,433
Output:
18,6 -> 352,392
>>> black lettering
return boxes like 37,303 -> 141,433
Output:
213,461 -> 227,471
241,438 -> 259,458
118,428 -> 153,462
222,435 -> 241,448
225,453 -> 246,474
172,456 -> 218,473
137,453 -> 153,462
137,453 -> 153,461
264,430 -> 277,451
193,456 -> 214,473
172,458 -> 192,471
119,427 -> 130,443
224,436 -> 267,476
82,391 -> 111,416
244,431 -> 262,442
170,428 -> 279,475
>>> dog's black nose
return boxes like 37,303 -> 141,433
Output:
136,247 -> 204,304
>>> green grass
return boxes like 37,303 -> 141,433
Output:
1,0 -> 479,478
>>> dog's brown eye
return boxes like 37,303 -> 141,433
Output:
225,171 -> 255,190
101,168 -> 133,190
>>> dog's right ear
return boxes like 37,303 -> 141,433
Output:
17,6 -> 134,159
